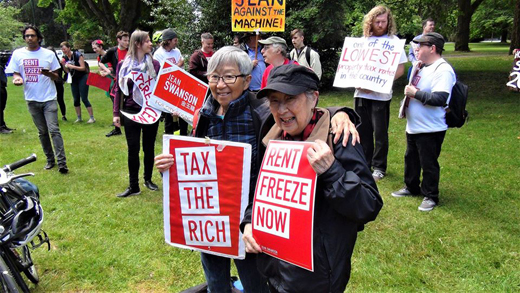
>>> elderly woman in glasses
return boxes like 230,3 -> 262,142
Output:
241,64 -> 383,293
155,46 -> 359,292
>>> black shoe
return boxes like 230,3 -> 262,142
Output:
106,128 -> 122,137
44,162 -> 56,170
117,187 -> 141,198
58,165 -> 69,174
144,180 -> 159,191
2,125 -> 14,131
0,127 -> 12,134
62,116 -> 67,121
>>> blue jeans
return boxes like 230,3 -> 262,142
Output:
26,100 -> 67,166
201,252 -> 269,293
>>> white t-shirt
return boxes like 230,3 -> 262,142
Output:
153,46 -> 183,66
354,35 -> 408,101
6,47 -> 60,102
406,58 -> 456,134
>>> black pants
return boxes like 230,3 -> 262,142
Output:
122,114 -> 160,189
355,98 -> 390,172
0,87 -> 6,126
55,81 -> 66,117
404,131 -> 446,202
110,95 -> 121,131
164,114 -> 188,135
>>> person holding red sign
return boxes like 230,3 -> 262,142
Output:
242,64 -> 383,293
114,30 -> 161,197
155,46 -> 360,293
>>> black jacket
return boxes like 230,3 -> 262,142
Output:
242,108 -> 382,293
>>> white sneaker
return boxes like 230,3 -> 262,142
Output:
418,197 -> 437,211
372,170 -> 385,182
87,118 -> 96,124
74,118 -> 82,123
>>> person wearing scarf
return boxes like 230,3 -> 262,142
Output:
113,30 -> 161,198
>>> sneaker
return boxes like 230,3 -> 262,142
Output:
418,197 -> 437,211
87,118 -> 96,124
392,187 -> 418,198
74,118 -> 82,123
106,128 -> 122,137
58,165 -> 69,174
372,170 -> 385,182
44,162 -> 56,170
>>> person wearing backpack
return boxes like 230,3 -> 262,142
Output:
391,32 -> 456,212
289,29 -> 322,80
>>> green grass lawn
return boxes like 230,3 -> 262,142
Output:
0,43 -> 519,292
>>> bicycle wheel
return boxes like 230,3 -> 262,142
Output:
20,246 -> 38,284
0,256 -> 21,293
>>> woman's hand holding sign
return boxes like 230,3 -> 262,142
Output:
154,153 -> 174,173
243,224 -> 262,254
330,111 -> 359,146
307,140 -> 334,175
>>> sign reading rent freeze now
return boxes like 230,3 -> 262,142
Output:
252,140 -> 317,271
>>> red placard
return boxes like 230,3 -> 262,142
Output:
151,61 -> 208,123
163,136 -> 251,259
252,140 -> 317,271
86,72 -> 112,92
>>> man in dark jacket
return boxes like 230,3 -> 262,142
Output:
188,32 -> 214,84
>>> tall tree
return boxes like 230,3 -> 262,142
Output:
0,5 -> 25,49
510,0 -> 520,54
455,0 -> 486,51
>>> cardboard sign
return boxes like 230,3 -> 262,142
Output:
151,61 -> 208,125
333,37 -> 406,94
506,49 -> 520,91
86,72 -> 112,92
231,0 -> 286,32
252,140 -> 317,271
163,136 -> 251,259
120,71 -> 162,124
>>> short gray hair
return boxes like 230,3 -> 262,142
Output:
207,46 -> 253,76
272,43 -> 287,57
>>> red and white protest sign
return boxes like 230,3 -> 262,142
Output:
120,71 -> 162,124
86,72 -> 112,92
151,61 -> 208,125
163,136 -> 251,259
333,37 -> 405,94
252,140 -> 317,271
507,49 -> 520,91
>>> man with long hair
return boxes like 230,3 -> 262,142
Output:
355,5 -> 407,182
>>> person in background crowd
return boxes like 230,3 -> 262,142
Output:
7,26 -> 69,173
233,34 -> 241,47
101,31 -> 129,137
152,30 -> 163,55
392,32 -> 455,212
242,64 -> 382,293
289,29 -> 322,80
354,5 -> 407,182
60,41 -> 95,123
408,18 -> 435,63
241,33 -> 266,93
153,28 -> 188,135
0,57 -> 12,133
114,30 -> 161,197
47,46 -> 67,121
259,36 -> 297,89
92,39 -> 115,100
189,32 -> 214,84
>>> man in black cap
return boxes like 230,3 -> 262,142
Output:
153,28 -> 187,135
392,32 -> 456,212
241,64 -> 382,292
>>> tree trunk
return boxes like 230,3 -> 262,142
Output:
455,0 -> 486,51
510,0 -> 520,54
500,28 -> 508,43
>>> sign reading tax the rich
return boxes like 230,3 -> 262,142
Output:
334,37 -> 405,94
252,140 -> 317,271
163,136 -> 251,259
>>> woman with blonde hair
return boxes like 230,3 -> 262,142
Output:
113,30 -> 161,197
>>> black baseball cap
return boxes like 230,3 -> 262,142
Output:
162,29 -> 178,41
412,32 -> 445,51
257,64 -> 319,99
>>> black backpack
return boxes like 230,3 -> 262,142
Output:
436,62 -> 469,128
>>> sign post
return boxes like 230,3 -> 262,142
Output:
163,136 -> 251,259
252,140 -> 317,271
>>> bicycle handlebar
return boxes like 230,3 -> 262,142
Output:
2,154 -> 37,173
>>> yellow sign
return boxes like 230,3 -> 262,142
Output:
231,0 -> 286,32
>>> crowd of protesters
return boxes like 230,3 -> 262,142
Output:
1,4 -> 461,290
